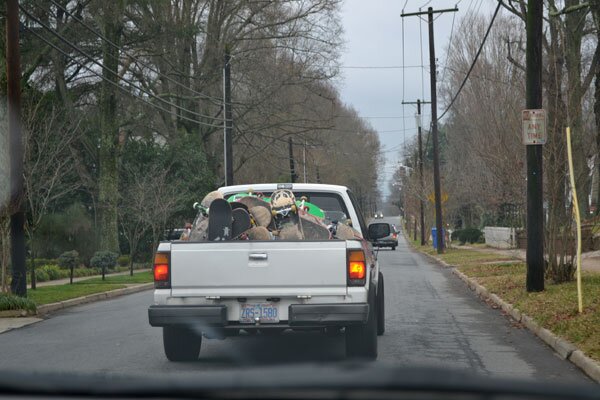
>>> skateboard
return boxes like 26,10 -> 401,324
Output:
190,190 -> 224,241
238,196 -> 274,229
208,198 -> 233,241
300,213 -> 331,240
246,226 -> 271,240
232,208 -> 252,238
230,201 -> 249,212
270,189 -> 303,239
296,196 -> 325,218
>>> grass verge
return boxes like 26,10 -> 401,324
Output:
26,271 -> 152,306
410,240 -> 600,362
78,270 -> 153,285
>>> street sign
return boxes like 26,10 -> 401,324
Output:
522,109 -> 546,145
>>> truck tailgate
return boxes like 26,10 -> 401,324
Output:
170,241 -> 348,297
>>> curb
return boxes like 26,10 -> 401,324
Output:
425,252 -> 600,383
0,309 -> 32,318
36,283 -> 153,316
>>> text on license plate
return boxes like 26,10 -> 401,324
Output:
239,303 -> 279,323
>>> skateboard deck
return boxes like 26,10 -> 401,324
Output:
238,195 -> 270,210
230,201 -> 249,212
271,189 -> 303,239
232,208 -> 252,238
246,226 -> 271,240
208,198 -> 232,241
296,198 -> 325,218
300,214 -> 330,240
189,219 -> 209,241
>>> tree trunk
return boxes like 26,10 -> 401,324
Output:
98,2 -> 124,253
591,0 -> 600,214
545,6 -> 574,283
29,251 -> 36,290
565,0 -> 589,216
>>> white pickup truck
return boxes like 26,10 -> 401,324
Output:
148,183 -> 391,361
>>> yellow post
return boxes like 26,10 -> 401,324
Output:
566,127 -> 583,314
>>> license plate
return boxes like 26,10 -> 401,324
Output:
239,303 -> 279,324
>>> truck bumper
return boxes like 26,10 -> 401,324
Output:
288,303 -> 369,326
148,305 -> 227,327
148,303 -> 369,328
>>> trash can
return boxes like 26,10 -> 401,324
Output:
431,228 -> 445,250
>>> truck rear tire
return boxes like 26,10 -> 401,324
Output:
377,272 -> 385,336
163,327 -> 201,361
345,287 -> 378,360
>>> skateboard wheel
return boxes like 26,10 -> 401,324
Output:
271,210 -> 278,217
291,205 -> 297,213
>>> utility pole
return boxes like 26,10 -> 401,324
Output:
288,138 -> 298,183
403,99 -> 431,246
6,0 -> 27,297
223,49 -> 233,186
303,139 -> 307,183
402,6 -> 457,254
525,0 -> 544,292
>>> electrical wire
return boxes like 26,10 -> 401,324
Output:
402,8 -> 406,148
437,1 -> 502,121
439,6 -> 457,87
21,6 -> 226,125
340,65 -> 426,69
46,0 -> 223,104
23,25 -> 224,129
419,9 -> 425,106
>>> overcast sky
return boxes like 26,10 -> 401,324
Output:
339,0 -> 496,197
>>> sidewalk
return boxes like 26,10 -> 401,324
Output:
458,245 -> 600,273
28,268 -> 151,289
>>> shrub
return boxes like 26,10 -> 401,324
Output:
58,251 -> 80,270
117,255 -> 131,267
39,265 -> 68,281
452,228 -> 483,245
90,251 -> 118,269
0,293 -> 36,312
59,250 -> 80,284
451,230 -> 461,242
34,269 -> 49,282
73,268 -> 97,278
90,251 -> 118,279
33,258 -> 59,268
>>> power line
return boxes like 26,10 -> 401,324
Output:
46,0 -> 223,104
21,6 -> 226,125
335,115 -> 431,119
340,65 -> 426,69
437,1 -> 502,121
439,6 -> 457,87
23,24 -> 224,129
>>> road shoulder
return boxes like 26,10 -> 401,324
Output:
406,236 -> 600,383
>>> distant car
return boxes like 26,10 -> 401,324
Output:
371,223 -> 398,250
374,212 -> 383,219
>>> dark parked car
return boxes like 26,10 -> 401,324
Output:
372,223 -> 398,250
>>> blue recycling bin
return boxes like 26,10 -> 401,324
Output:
431,228 -> 445,250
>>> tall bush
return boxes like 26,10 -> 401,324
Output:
58,250 -> 79,284
90,251 -> 118,281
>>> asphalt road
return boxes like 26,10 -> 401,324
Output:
0,218 -> 589,384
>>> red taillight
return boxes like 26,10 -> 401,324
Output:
392,233 -> 397,239
349,261 -> 365,279
348,250 -> 366,285
154,252 -> 170,288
